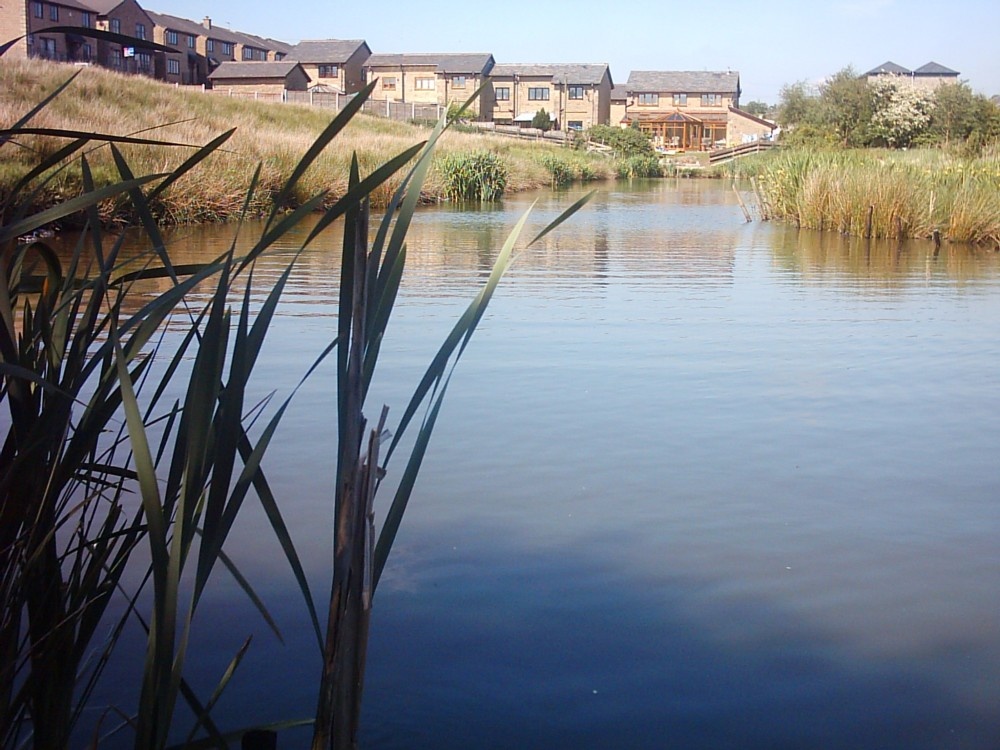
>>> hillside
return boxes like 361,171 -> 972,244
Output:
0,58 -> 612,224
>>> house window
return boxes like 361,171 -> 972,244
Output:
39,36 -> 56,57
135,23 -> 146,40
32,2 -> 43,18
82,43 -> 92,60
81,11 -> 91,27
495,86 -> 510,101
415,77 -> 435,90
568,120 -> 584,131
221,41 -> 232,55
110,18 -> 120,33
568,85 -> 584,99
701,94 -> 722,106
187,34 -> 195,48
673,93 -> 687,105
137,52 -> 152,72
452,75 -> 466,88
318,64 -> 338,78
242,47 -> 253,60
167,58 -> 180,75
638,93 -> 658,105
166,31 -> 178,45
206,39 -> 214,52
110,48 -> 122,67
48,4 -> 58,21
382,76 -> 396,90
528,87 -> 549,101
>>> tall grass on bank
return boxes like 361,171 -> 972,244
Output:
0,58 -> 611,224
1,58 -> 591,750
719,147 -> 1000,244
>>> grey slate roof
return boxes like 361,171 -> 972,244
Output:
490,63 -> 612,86
865,61 -> 912,76
287,39 -> 369,64
79,0 -> 131,15
146,10 -> 250,45
610,84 -> 629,101
208,61 -> 304,79
914,61 -> 959,76
625,70 -> 739,94
365,53 -> 494,74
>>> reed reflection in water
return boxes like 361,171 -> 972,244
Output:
61,179 -> 1000,749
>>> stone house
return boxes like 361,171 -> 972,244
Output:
489,63 -> 613,132
364,52 -> 495,117
2,0 -> 95,63
207,60 -> 310,95
286,38 -> 370,94
864,61 -> 960,92
623,70 -> 743,149
83,0 -> 156,76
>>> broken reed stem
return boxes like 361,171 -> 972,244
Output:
733,181 -> 752,223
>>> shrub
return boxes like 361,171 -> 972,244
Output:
617,154 -> 662,178
532,108 -> 553,132
539,153 -> 574,185
437,150 -> 509,201
588,124 -> 655,158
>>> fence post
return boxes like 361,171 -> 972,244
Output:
335,92 -> 339,110
386,99 -> 390,118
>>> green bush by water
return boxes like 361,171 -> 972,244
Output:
437,150 -> 509,201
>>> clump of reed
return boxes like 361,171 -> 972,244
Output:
616,154 -> 663,178
436,150 -> 509,201
732,147 -> 1000,244
538,151 -> 607,186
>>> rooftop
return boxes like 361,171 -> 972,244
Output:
626,70 -> 740,93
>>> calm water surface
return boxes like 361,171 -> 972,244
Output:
97,180 -> 1000,748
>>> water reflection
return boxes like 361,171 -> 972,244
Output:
45,180 -> 1000,749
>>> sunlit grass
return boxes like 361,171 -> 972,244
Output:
1,58 -> 612,224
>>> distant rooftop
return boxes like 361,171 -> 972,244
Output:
490,63 -> 612,86
365,53 -> 495,74
287,39 -> 369,64
626,70 -> 740,94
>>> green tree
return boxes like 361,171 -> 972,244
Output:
930,82 -> 987,145
819,67 -> 874,147
777,81 -> 822,128
532,108 -> 553,132
742,100 -> 772,118
587,123 -> 655,157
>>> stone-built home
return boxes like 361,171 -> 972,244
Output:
207,60 -> 310,95
489,63 -> 613,132
287,38 -> 370,94
864,61 -> 960,91
145,11 -> 292,85
83,0 -> 156,76
2,0 -> 97,64
364,52 -> 495,117
622,70 -> 772,149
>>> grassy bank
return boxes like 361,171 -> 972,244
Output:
718,147 -> 1000,245
0,58 -> 613,224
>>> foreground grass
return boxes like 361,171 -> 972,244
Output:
718,147 -> 1000,245
0,58 -> 613,224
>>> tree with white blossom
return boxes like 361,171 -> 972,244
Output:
868,76 -> 935,148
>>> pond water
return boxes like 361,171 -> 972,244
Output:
87,179 -> 1000,748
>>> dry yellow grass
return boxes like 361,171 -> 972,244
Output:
1,58 -> 612,223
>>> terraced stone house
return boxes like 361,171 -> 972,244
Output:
364,52 -> 495,117
489,63 -> 613,132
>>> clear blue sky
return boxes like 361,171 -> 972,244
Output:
160,0 -> 999,103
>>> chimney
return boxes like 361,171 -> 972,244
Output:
202,16 -> 211,29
